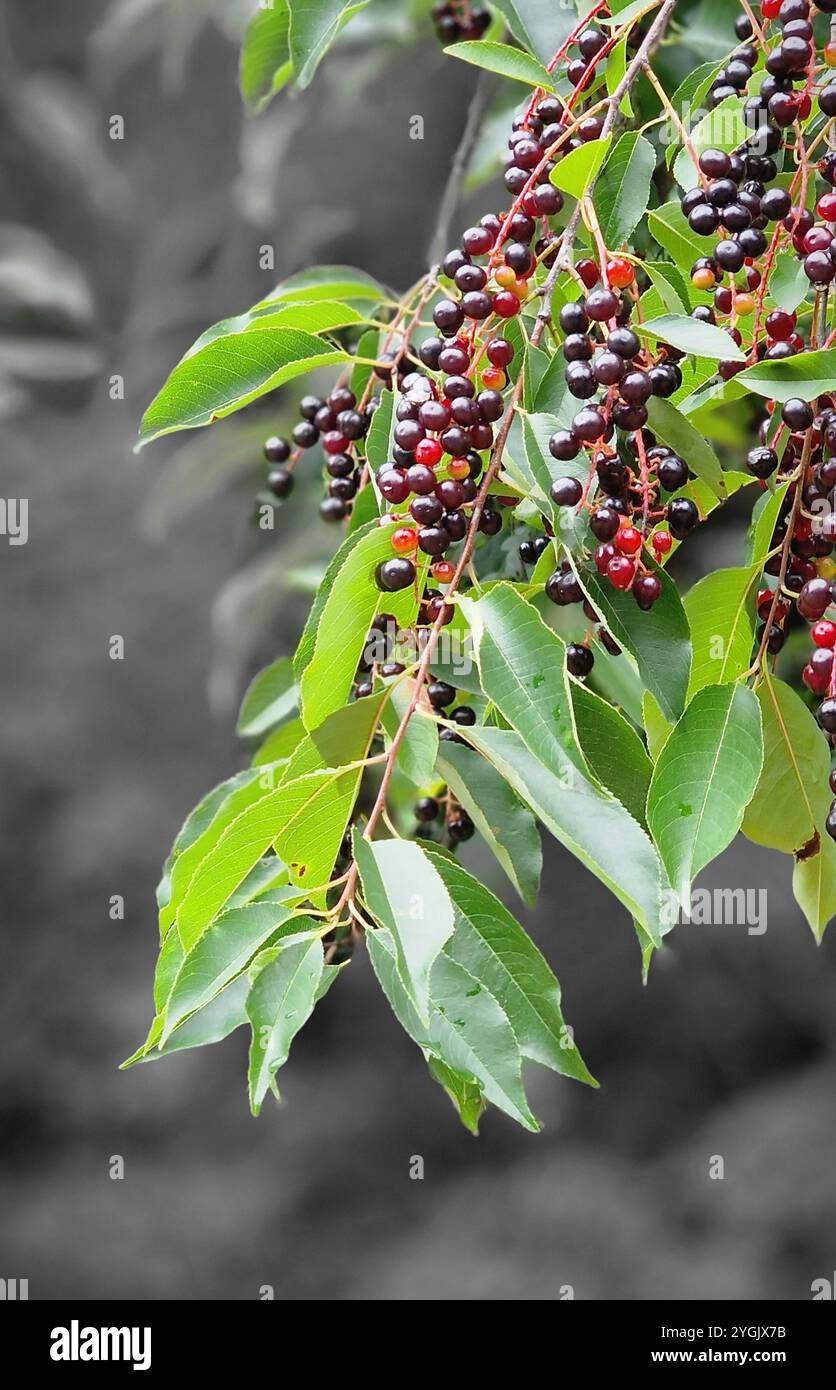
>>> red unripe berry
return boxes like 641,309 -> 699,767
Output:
322,431 -> 349,454
432,560 -> 455,583
595,542 -> 617,575
812,620 -> 836,649
447,457 -> 471,480
607,556 -> 636,590
391,526 -> 417,555
615,525 -> 642,555
414,437 -> 442,467
760,0 -> 780,17
651,530 -> 672,556
493,291 -> 521,318
803,662 -> 831,694
819,194 -> 836,223
606,258 -> 635,289
826,41 -> 836,68
481,366 -> 506,390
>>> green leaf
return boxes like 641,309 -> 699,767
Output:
364,387 -> 394,473
645,396 -> 726,498
138,326 -> 349,447
673,97 -> 748,192
595,133 -> 656,249
157,768 -> 259,912
793,833 -> 836,942
462,584 -> 584,779
253,714 -> 306,767
294,522 -> 370,679
648,201 -> 715,277
684,565 -> 761,698
647,683 -> 763,904
444,40 -> 554,91
436,740 -> 542,905
425,847 -> 595,1085
287,0 -> 371,89
642,691 -> 672,762
574,561 -> 692,723
601,0 -> 662,25
366,925 -> 538,1131
246,934 -> 324,1113
769,252 -> 809,315
567,677 -> 653,830
746,481 -> 788,565
258,265 -> 385,307
354,835 -> 455,1024
465,725 -> 667,945
737,349 -> 836,403
161,900 -> 300,1043
426,1057 -> 486,1135
239,1 -> 292,112
743,671 -> 830,858
639,314 -> 744,362
298,522 -> 419,729
486,0 -> 578,65
237,656 -> 297,738
380,677 -> 438,790
550,138 -> 612,200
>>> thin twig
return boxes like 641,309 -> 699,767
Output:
428,66 -> 497,268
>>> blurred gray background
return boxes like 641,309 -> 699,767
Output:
1,0 -> 835,1302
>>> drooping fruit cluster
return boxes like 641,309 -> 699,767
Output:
261,384 -> 376,522
430,1 -> 490,44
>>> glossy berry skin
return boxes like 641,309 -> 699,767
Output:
376,558 -> 415,593
615,525 -> 642,555
448,813 -> 475,843
550,476 -> 583,507
633,574 -> 662,611
590,507 -> 619,541
264,436 -> 290,463
766,309 -> 795,341
391,526 -> 417,555
747,447 -> 778,479
652,530 -> 672,557
607,556 -> 636,591
427,679 -> 456,709
667,498 -> 699,540
487,338 -> 514,368
813,621 -> 836,649
414,796 -> 439,823
817,699 -> 836,734
566,643 -> 594,678
782,398 -> 814,432
797,578 -> 832,622
379,469 -> 410,504
267,467 -> 294,499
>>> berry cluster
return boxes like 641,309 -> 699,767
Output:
262,384 -> 376,522
431,1 -> 490,43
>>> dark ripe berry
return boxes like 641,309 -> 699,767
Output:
420,400 -> 451,433
735,13 -> 752,37
612,402 -> 647,431
438,345 -> 469,374
572,407 -> 606,442
462,224 -> 494,255
300,394 -> 324,420
327,452 -> 354,479
658,454 -> 689,491
780,36 -> 812,72
820,84 -> 836,119
419,337 -> 444,369
566,642 -> 594,678
320,496 -> 347,523
546,570 -> 583,606
329,476 -> 356,501
450,705 -> 475,728
620,371 -> 652,406
433,298 -> 465,335
766,309 -> 795,341
667,497 -> 699,539
337,410 -> 365,441
567,57 -> 593,88
444,374 -> 474,400
477,389 -> 504,423
577,25 -> 606,59
448,812 -> 475,843
722,203 -> 752,233
478,508 -> 502,536
682,189 -> 707,218
551,476 -> 583,507
564,333 -> 594,362
566,362 -> 597,399
406,463 -> 437,496
487,337 -> 514,368
782,398 -> 814,432
441,426 -> 470,457
395,419 -> 424,451
410,494 -> 443,525
597,457 -> 626,497
585,288 -> 619,321
576,258 -> 600,288
329,386 -> 356,413
714,239 -> 745,273
427,679 -> 456,709
509,210 -> 536,241
806,252 -> 836,285
505,242 -> 533,275
455,263 -> 487,293
450,396 -> 479,426
443,509 -> 467,541
293,420 -> 319,448
827,805 -> 836,843
830,767 -> 836,795
689,204 -> 721,236
549,429 -> 580,461
798,578 -> 832,622
608,327 -> 640,359
633,574 -> 662,611
418,526 -> 450,557
415,796 -> 439,823
818,699 -> 836,734
560,302 -> 589,335
462,290 -> 493,320
594,350 -> 626,386
519,539 -> 538,565
726,58 -> 753,87
747,446 -> 778,479
267,466 -> 293,499
376,557 -> 415,593
769,91 -> 797,126
532,183 -> 563,216
264,435 -> 290,463
590,506 -> 619,541
649,363 -> 680,397
707,178 -> 738,208
700,148 -> 731,180
436,478 -> 465,509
